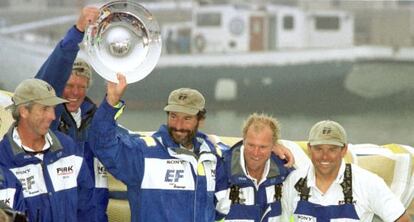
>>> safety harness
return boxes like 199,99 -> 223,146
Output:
294,163 -> 353,203
229,183 -> 283,204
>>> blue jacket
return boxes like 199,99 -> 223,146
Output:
0,166 -> 26,212
35,26 -> 108,222
222,141 -> 292,222
0,125 -> 95,222
88,99 -> 229,222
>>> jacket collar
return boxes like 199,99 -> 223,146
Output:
153,124 -> 215,156
230,141 -> 281,179
6,123 -> 64,157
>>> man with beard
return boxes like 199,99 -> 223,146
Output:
89,74 -> 290,222
89,73 -> 295,221
88,74 -> 229,221
89,75 -> 227,221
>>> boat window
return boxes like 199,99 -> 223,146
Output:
196,13 -> 221,27
315,16 -> 340,30
283,15 -> 295,30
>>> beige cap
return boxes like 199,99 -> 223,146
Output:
308,120 -> 347,147
9,78 -> 68,107
72,58 -> 92,80
163,88 -> 205,115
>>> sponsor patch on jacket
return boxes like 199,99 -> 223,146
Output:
47,155 -> 83,192
141,158 -> 195,190
0,188 -> 16,208
295,214 -> 317,221
94,158 -> 108,188
10,164 -> 48,198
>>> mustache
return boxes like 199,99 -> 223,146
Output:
169,127 -> 191,133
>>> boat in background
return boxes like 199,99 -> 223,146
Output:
1,2 -> 414,115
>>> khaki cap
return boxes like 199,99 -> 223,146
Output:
163,88 -> 205,115
308,120 -> 347,147
9,78 -> 68,108
72,58 -> 92,80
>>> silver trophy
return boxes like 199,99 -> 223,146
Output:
85,1 -> 162,83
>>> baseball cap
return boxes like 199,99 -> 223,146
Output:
308,120 -> 347,147
163,88 -> 205,115
72,58 -> 92,80
8,78 -> 68,108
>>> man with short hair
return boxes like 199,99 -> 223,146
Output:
34,7 -> 111,222
90,74 -> 295,221
0,79 -> 95,222
281,120 -> 411,222
217,113 -> 292,221
88,76 -> 229,221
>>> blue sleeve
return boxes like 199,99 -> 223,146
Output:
35,26 -> 84,130
88,98 -> 144,186
35,26 -> 84,96
77,154 -> 97,222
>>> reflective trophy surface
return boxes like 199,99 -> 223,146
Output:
85,1 -> 162,83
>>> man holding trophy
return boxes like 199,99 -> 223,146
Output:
34,1 -> 294,221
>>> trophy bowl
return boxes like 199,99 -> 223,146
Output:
85,1 -> 162,83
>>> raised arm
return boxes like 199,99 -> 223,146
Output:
35,6 -> 98,95
88,74 -> 146,185
106,73 -> 128,106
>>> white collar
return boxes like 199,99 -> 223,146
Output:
307,161 -> 346,189
240,145 -> 271,188
12,127 -> 52,154
70,108 -> 82,128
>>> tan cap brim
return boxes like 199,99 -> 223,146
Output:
309,140 -> 344,147
164,104 -> 199,115
35,96 -> 68,106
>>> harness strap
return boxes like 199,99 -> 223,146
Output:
274,184 -> 282,201
229,185 -> 241,204
340,163 -> 353,204
295,164 -> 354,203
294,177 -> 310,201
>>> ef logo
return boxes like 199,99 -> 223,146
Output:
164,169 -> 184,182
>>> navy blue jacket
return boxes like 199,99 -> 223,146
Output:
221,141 -> 292,221
0,126 -> 95,222
89,99 -> 229,222
35,26 -> 108,222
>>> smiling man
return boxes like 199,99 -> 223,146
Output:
217,113 -> 292,221
88,79 -> 229,222
62,59 -> 91,113
0,79 -> 94,222
34,7 -> 112,222
281,120 -> 411,222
